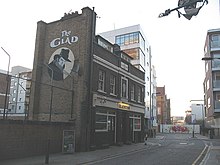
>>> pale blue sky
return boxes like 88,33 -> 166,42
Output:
0,0 -> 219,116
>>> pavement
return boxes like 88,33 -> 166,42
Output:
199,144 -> 220,165
1,134 -> 220,165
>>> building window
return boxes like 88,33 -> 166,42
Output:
121,77 -> 128,99
130,115 -> 141,131
123,48 -> 139,60
98,70 -> 105,92
121,62 -> 128,71
110,75 -> 116,95
134,118 -> 141,130
98,38 -> 113,52
115,32 -> 139,46
137,86 -> 141,102
131,84 -> 135,101
215,72 -> 220,80
95,113 -> 107,132
211,35 -> 220,48
95,111 -> 116,132
216,93 -> 220,101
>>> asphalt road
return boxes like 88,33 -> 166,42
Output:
86,134 -> 207,165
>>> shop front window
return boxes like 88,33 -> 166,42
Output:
95,111 -> 116,132
130,114 -> 141,131
95,113 -> 107,131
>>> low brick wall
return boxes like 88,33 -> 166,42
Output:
0,120 -> 74,160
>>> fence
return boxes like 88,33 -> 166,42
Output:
160,124 -> 200,134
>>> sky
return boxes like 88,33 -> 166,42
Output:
0,0 -> 219,116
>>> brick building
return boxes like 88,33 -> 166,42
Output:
29,7 -> 145,152
156,86 -> 171,131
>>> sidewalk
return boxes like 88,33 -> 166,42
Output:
200,145 -> 220,165
1,134 -> 219,165
1,143 -> 157,165
192,134 -> 220,165
1,136 -> 163,165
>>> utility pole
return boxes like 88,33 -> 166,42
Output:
1,47 -> 11,120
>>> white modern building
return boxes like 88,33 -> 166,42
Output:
99,24 -> 157,132
8,66 -> 32,117
190,103 -> 205,122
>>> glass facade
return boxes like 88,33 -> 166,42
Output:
115,32 -> 139,46
211,34 -> 220,48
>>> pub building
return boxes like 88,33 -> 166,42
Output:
29,7 -> 145,152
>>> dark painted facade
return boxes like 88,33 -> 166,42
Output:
91,36 -> 145,148
29,7 -> 145,152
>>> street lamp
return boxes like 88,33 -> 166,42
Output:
44,64 -> 53,165
36,63 -> 54,164
158,0 -> 208,20
151,92 -> 160,137
1,47 -> 11,120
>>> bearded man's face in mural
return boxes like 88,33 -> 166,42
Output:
48,47 -> 74,81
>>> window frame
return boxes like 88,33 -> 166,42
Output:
110,74 -> 116,95
121,77 -> 128,99
131,84 -> 135,101
98,70 -> 105,92
95,111 -> 116,132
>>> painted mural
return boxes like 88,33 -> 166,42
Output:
48,47 -> 75,81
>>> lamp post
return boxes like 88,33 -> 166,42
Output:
158,0 -> 208,19
44,64 -> 53,165
151,92 -> 160,137
1,47 -> 11,120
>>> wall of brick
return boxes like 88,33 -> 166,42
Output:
0,120 -> 74,160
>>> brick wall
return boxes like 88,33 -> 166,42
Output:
0,120 -> 74,160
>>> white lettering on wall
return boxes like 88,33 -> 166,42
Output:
50,30 -> 78,48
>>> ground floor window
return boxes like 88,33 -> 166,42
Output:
95,110 -> 116,132
130,114 -> 141,131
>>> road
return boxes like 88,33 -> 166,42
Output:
86,134 -> 207,165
